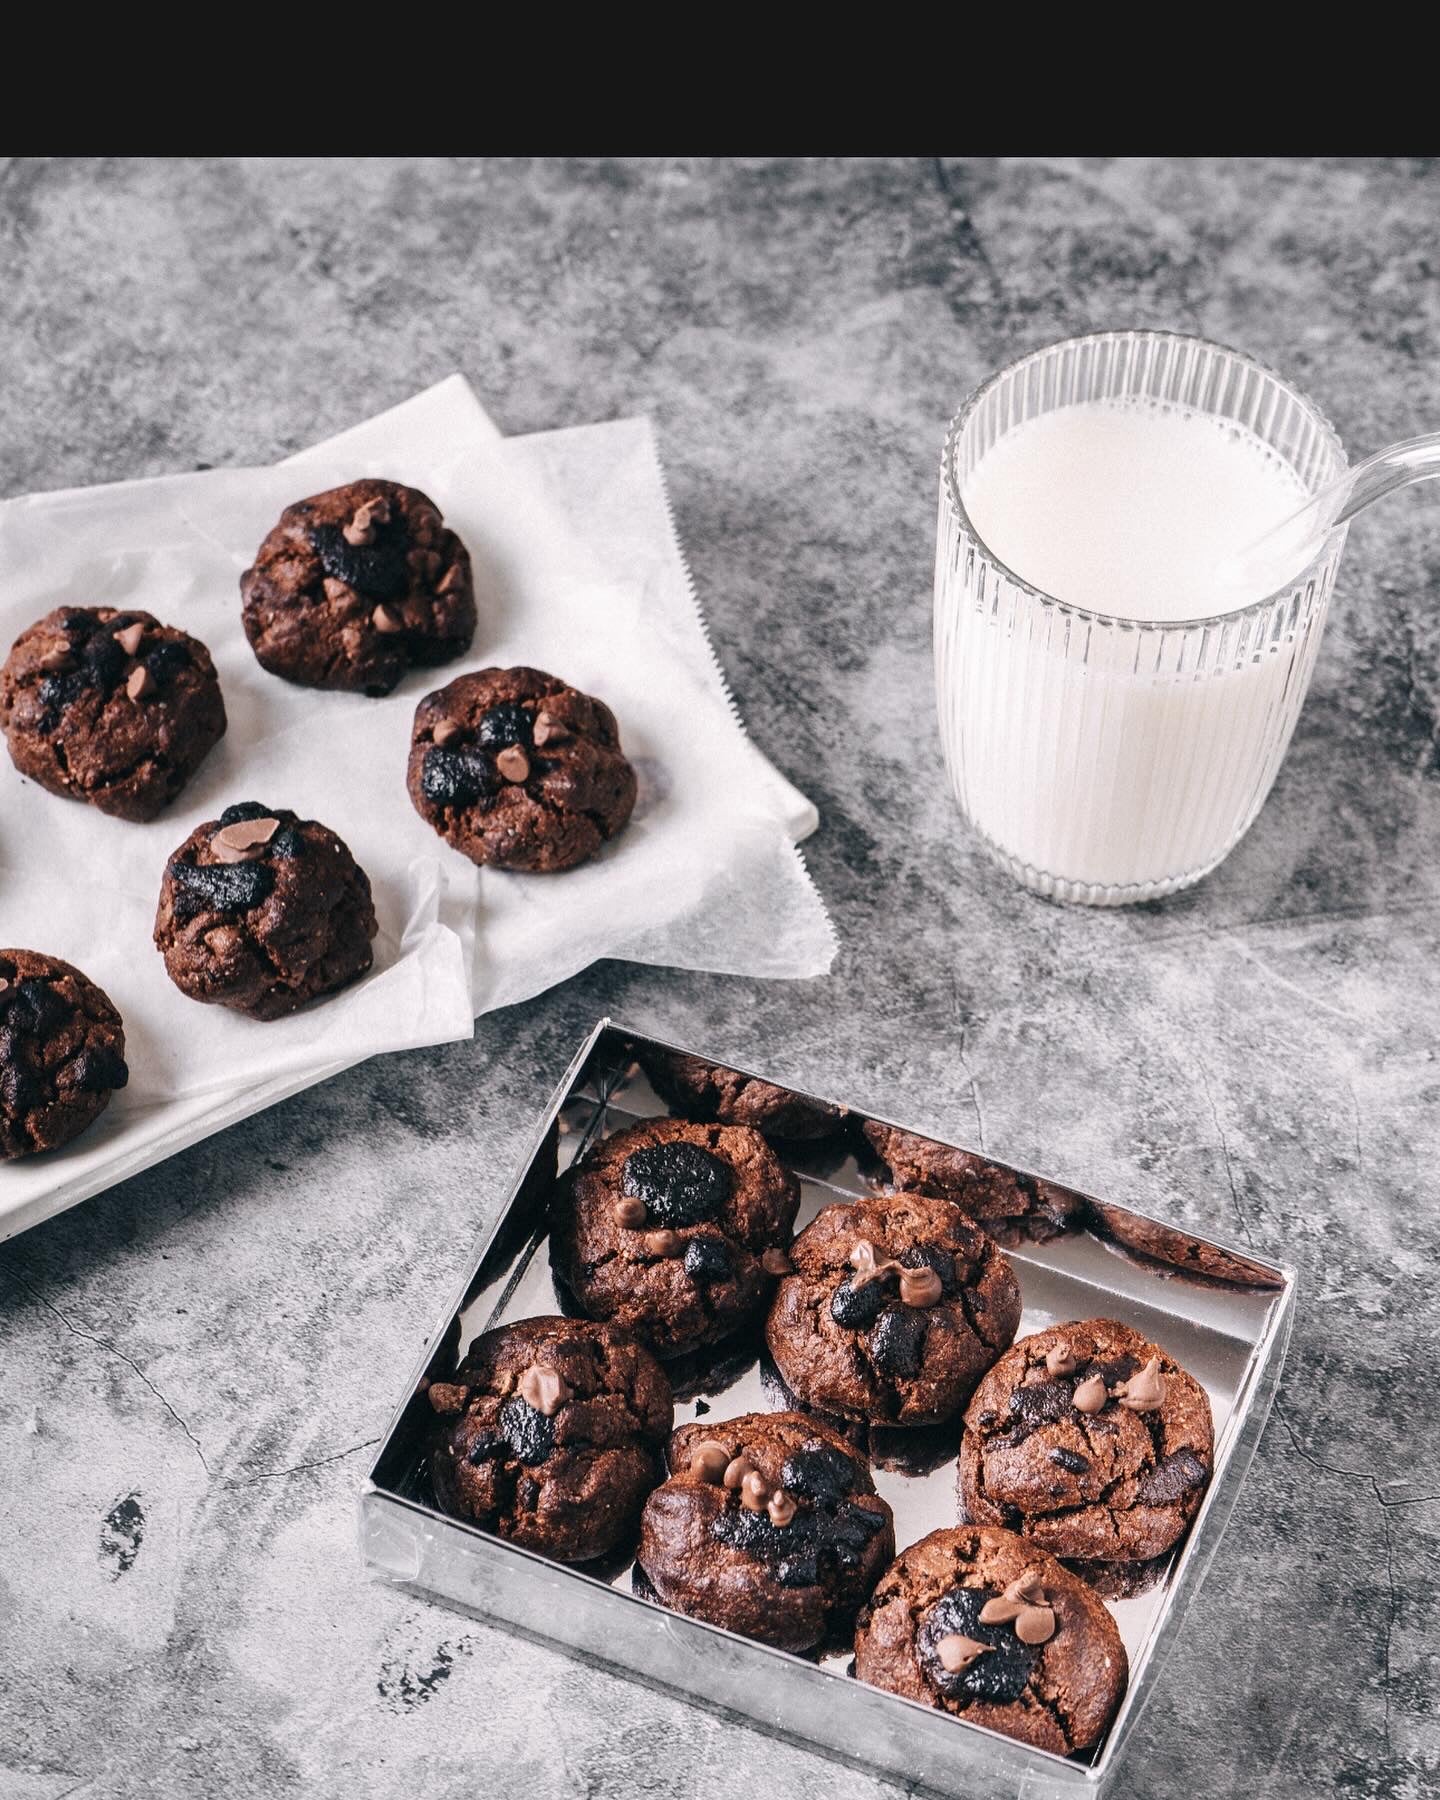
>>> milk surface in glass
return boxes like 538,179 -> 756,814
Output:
941,394 -> 1332,899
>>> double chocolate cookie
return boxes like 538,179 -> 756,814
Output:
854,1525 -> 1128,1757
0,607 -> 225,821
638,1410 -> 895,1651
766,1192 -> 1020,1426
862,1122 -> 1083,1243
154,803 -> 377,1020
549,1117 -> 801,1358
0,950 -> 128,1158
429,1316 -> 672,1563
241,479 -> 475,695
959,1320 -> 1214,1564
638,1046 -> 845,1142
408,666 -> 636,873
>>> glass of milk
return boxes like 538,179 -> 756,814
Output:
935,329 -> 1348,904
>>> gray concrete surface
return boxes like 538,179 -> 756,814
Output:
1,157 -> 1437,1800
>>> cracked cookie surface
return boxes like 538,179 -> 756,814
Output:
408,665 -> 636,872
854,1524 -> 1127,1757
638,1409 -> 894,1651
862,1121 -> 1084,1243
428,1315 -> 672,1563
153,803 -> 377,1020
959,1319 -> 1214,1563
549,1116 -> 800,1357
638,1046 -> 845,1141
766,1191 -> 1020,1426
0,606 -> 226,821
0,949 -> 128,1158
241,479 -> 475,695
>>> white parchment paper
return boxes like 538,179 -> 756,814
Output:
0,376 -> 833,1120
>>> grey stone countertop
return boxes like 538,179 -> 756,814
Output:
1,158 -> 1436,1800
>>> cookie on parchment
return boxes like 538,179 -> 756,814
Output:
0,606 -> 225,821
241,479 -> 475,695
0,949 -> 128,1159
408,665 -> 636,873
154,803 -> 377,1021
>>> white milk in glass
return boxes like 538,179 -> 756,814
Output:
942,396 -> 1325,896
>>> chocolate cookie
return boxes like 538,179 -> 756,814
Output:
862,1121 -> 1083,1243
241,479 -> 475,695
549,1117 -> 800,1358
959,1319 -> 1214,1563
428,1316 -> 672,1563
0,607 -> 225,821
638,1410 -> 895,1652
638,1046 -> 845,1141
408,665 -> 636,873
765,1191 -> 1020,1427
153,803 -> 377,1020
0,950 -> 128,1158
1086,1198 -> 1285,1289
854,1525 -> 1128,1758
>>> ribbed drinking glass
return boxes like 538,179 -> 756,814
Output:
935,330 -> 1348,904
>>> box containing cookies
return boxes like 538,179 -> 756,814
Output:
359,1022 -> 1293,1795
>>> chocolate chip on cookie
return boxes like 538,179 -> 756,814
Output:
862,1121 -> 1084,1244
0,949 -> 128,1158
241,479 -> 475,695
0,607 -> 226,821
958,1319 -> 1214,1564
854,1525 -> 1128,1757
766,1191 -> 1021,1426
638,1411 -> 895,1651
153,804 -> 377,1020
637,1046 -> 846,1142
549,1117 -> 800,1358
429,1316 -> 672,1563
408,666 -> 637,873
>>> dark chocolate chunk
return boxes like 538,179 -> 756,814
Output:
497,1396 -> 556,1466
269,825 -> 306,860
829,1274 -> 891,1330
420,745 -> 497,810
308,522 -> 410,602
711,1483 -> 883,1577
81,631 -> 125,692
711,1501 -> 788,1560
167,858 -> 275,919
826,1500 -> 886,1567
143,640 -> 191,686
466,1431 -> 506,1465
219,801 -> 275,826
777,1550 -> 821,1589
1049,1447 -> 1091,1475
780,1442 -> 860,1509
683,1236 -> 732,1283
917,1586 -> 1039,1705
900,1243 -> 956,1293
476,702 -> 534,750
1134,1449 -> 1209,1507
36,669 -> 91,728
0,1061 -> 44,1112
7,979 -> 71,1039
65,1045 -> 129,1093
1005,1378 -> 1075,1440
867,1305 -> 929,1378
620,1141 -> 733,1227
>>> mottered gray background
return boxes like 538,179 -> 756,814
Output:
1,157 -> 1436,1800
